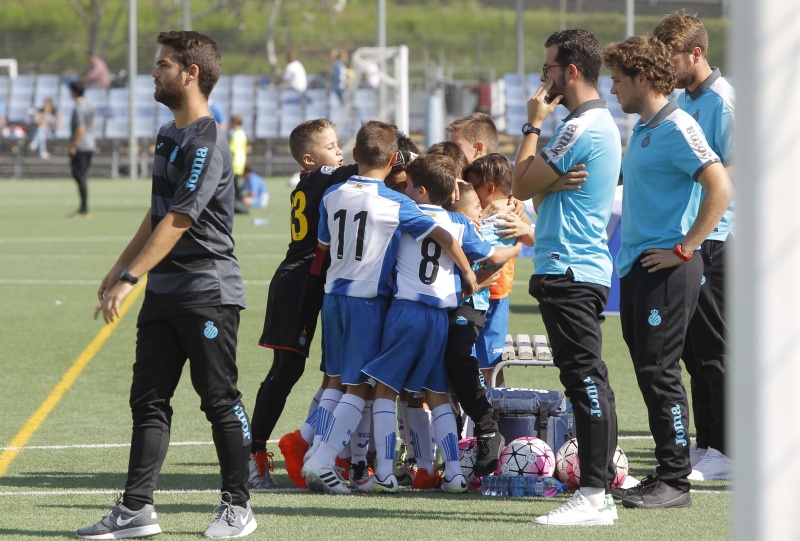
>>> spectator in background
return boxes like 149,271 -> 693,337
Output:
473,76 -> 492,115
69,81 -> 95,218
209,98 -> 227,131
241,164 -> 269,209
30,98 -> 61,159
331,48 -> 349,103
282,51 -> 308,92
81,52 -> 111,89
229,114 -> 250,214
0,97 -> 6,140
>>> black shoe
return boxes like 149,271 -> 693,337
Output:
621,478 -> 692,509
473,433 -> 504,477
611,474 -> 658,500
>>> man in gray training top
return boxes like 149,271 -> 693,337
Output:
77,30 -> 256,540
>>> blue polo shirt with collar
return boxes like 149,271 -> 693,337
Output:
617,99 -> 720,278
678,68 -> 735,241
534,99 -> 622,287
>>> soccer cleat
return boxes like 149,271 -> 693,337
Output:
76,500 -> 161,539
440,473 -> 469,493
411,468 -> 442,490
248,450 -> 277,490
203,492 -> 257,539
601,494 -> 618,520
473,433 -> 505,477
358,473 -> 399,493
533,490 -> 614,526
396,457 -> 417,486
688,447 -> 731,481
349,461 -> 373,488
335,456 -> 352,481
621,478 -> 691,509
278,430 -> 308,489
610,474 -> 658,501
392,444 -> 408,478
301,455 -> 351,495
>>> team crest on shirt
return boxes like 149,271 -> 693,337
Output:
321,165 -> 337,175
298,328 -> 308,346
641,133 -> 651,148
693,109 -> 701,121
355,183 -> 363,188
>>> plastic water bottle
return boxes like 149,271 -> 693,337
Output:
251,217 -> 269,226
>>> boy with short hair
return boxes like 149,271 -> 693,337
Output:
301,121 -> 479,495
446,112 -> 499,164
465,154 -> 535,387
360,155 -> 520,493
251,118 -> 347,490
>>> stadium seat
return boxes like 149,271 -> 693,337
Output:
33,74 -> 60,109
254,86 -> 278,140
279,89 -> 303,139
210,74 -> 232,124
353,88 -> 377,124
7,74 -> 35,123
230,75 -> 256,137
156,102 -> 172,130
104,88 -> 129,140
304,88 -> 328,122
83,87 -> 108,139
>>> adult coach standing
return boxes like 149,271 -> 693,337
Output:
603,36 -> 733,509
77,31 -> 256,539
512,29 -> 621,526
652,11 -> 735,482
68,81 -> 95,217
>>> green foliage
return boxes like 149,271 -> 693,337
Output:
2,0 -> 728,78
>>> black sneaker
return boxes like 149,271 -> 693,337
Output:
473,433 -> 504,477
621,478 -> 692,509
76,500 -> 161,539
610,474 -> 658,500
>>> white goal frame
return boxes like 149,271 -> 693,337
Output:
350,45 -> 409,134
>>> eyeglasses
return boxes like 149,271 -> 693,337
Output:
542,63 -> 568,77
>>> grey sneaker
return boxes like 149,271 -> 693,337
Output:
76,500 -> 161,539
248,450 -> 278,490
203,492 -> 257,539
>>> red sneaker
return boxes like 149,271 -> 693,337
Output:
335,456 -> 352,481
279,430 -> 309,488
411,467 -> 442,490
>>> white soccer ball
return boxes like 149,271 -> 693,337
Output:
496,436 -> 555,477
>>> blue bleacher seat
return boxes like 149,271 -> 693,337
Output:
8,74 -> 35,122
156,103 -> 172,130
304,89 -> 328,122
210,74 -> 232,124
104,88 -> 129,140
353,88 -> 377,125
83,87 -> 108,139
254,87 -> 278,140
33,74 -> 60,109
230,75 -> 256,137
279,89 -> 304,138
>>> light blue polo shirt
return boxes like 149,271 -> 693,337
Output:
678,68 -> 735,241
534,99 -> 621,287
617,99 -> 720,278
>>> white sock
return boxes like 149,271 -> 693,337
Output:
350,400 -> 373,465
431,403 -> 462,479
315,393 -> 365,465
372,398 -> 397,479
580,486 -> 606,508
300,387 -> 325,444
408,406 -> 434,475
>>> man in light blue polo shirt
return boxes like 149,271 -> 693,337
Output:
603,35 -> 733,510
513,29 -> 621,527
653,11 -> 735,482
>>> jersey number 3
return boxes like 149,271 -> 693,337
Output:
290,191 -> 308,241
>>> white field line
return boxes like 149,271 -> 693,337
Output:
0,233 -> 286,244
0,279 -> 273,286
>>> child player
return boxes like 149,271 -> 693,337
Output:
301,121 -> 479,494
360,154 -> 520,492
250,118 -> 349,489
466,154 -> 535,387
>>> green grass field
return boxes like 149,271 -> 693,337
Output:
0,178 -> 729,540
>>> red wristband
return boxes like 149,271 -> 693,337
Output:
673,243 -> 693,261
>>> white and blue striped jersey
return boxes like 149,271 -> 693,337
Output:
318,176 -> 438,298
393,205 -> 494,309
617,100 -> 720,278
678,68 -> 735,241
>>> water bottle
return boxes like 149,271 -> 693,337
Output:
532,476 -> 546,497
512,476 -> 525,497
251,217 -> 269,226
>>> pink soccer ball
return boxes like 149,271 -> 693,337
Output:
496,436 -> 555,477
458,437 -> 482,490
555,438 -> 630,489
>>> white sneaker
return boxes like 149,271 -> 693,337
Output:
601,494 -> 618,520
358,473 -> 399,493
533,490 -> 614,527
301,455 -> 351,494
440,473 -> 468,494
303,441 -> 320,464
688,447 -> 731,481
690,444 -> 708,467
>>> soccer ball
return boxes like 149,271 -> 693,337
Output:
496,436 -> 555,477
612,445 -> 629,488
458,437 -> 482,490
555,438 -> 630,489
555,438 -> 581,489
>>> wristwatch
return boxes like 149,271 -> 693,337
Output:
119,268 -> 139,285
522,123 -> 541,136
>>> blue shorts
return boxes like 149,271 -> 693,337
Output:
476,297 -> 509,368
362,299 -> 449,394
321,293 -> 388,385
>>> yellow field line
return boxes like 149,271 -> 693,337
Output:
0,282 -> 145,476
